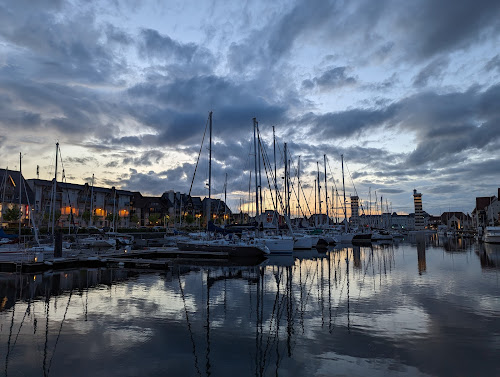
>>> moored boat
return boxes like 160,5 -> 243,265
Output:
483,226 -> 500,244
177,238 -> 270,257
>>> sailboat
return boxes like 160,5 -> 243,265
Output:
251,119 -> 294,254
176,112 -> 270,258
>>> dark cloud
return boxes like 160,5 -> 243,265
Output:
396,0 -> 500,60
127,75 -> 289,146
139,28 -> 199,62
376,188 -> 405,194
303,67 -> 357,91
137,29 -> 215,76
485,54 -> 500,73
121,168 -> 169,195
65,156 -> 98,165
299,105 -> 398,139
413,56 -> 450,87
122,150 -> 164,166
109,136 -> 144,147
104,161 -> 119,168
228,0 -> 337,72
362,73 -> 399,92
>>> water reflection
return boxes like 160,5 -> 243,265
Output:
0,241 -> 499,377
477,242 -> 500,269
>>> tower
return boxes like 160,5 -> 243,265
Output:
350,195 -> 359,228
413,189 -> 424,230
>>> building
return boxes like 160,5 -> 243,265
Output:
472,188 -> 500,228
359,212 -> 417,230
350,195 -> 359,227
131,192 -> 169,227
440,212 -> 472,231
413,189 -> 424,230
0,169 -> 34,228
27,179 -> 134,229
202,198 -> 232,224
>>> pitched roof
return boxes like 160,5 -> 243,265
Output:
475,196 -> 496,211
0,169 -> 35,204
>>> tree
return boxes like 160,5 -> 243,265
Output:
148,213 -> 160,225
106,213 -> 117,223
82,211 -> 91,222
185,214 -> 194,225
130,214 -> 139,225
3,206 -> 21,222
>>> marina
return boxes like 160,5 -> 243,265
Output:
1,1 -> 500,376
1,236 -> 499,376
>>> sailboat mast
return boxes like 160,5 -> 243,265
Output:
207,111 -> 212,230
19,153 -> 22,242
248,171 -> 252,218
297,156 -> 300,218
253,118 -> 259,221
0,166 -> 7,223
257,123 -> 263,216
51,142 -> 59,238
317,161 -> 321,216
224,173 -> 227,225
112,187 -> 117,231
324,154 -> 328,225
90,174 -> 94,226
314,179 -> 317,216
284,143 -> 289,218
273,127 -> 277,216
341,154 -> 347,232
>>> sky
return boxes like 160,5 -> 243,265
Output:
0,0 -> 499,217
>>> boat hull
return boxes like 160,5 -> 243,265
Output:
176,241 -> 268,257
256,238 -> 294,254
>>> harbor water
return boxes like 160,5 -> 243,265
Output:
1,236 -> 499,376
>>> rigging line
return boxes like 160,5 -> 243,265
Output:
292,261 -> 319,319
47,290 -> 73,374
188,114 -> 210,197
11,298 -> 31,350
22,179 -> 40,246
331,249 -> 351,331
4,297 -> 16,376
260,268 -> 286,376
356,246 -> 374,302
178,269 -> 203,377
257,135 -> 278,212
344,159 -> 367,216
326,156 -> 339,194
274,138 -> 312,217
257,132 -> 289,217
42,299 -> 49,377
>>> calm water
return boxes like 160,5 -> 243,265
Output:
1,236 -> 499,377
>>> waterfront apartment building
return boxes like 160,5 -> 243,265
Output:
0,169 -> 34,228
359,212 -> 423,230
413,189 -> 424,230
27,179 -> 134,229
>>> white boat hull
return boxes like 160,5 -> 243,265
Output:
484,227 -> 500,244
293,236 -> 313,249
257,237 -> 294,254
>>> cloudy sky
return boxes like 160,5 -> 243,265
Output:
1,0 -> 499,216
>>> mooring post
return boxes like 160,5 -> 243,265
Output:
54,230 -> 63,257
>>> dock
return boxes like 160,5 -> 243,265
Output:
0,247 -> 241,273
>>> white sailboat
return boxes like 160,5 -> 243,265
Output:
252,120 -> 294,254
176,112 -> 269,258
